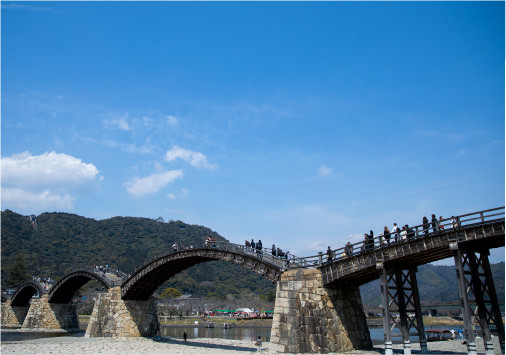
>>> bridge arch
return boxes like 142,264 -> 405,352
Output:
48,269 -> 112,303
10,281 -> 45,307
121,247 -> 283,300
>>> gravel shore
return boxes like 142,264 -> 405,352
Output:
0,330 -> 503,354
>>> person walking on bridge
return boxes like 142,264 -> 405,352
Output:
367,230 -> 374,251
422,216 -> 429,236
391,223 -> 399,243
256,240 -> 263,256
407,224 -> 415,239
250,239 -> 255,251
271,244 -> 276,256
439,216 -> 445,230
400,226 -> 407,240
326,246 -> 334,263
431,214 -> 439,233
383,226 -> 391,245
345,242 -> 353,257
361,234 -> 368,253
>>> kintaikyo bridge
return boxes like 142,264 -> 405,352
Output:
2,207 -> 504,355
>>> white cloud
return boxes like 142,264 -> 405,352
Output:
103,114 -> 131,131
166,188 -> 189,201
318,165 -> 332,177
142,116 -> 153,127
167,115 -> 178,126
104,139 -> 154,154
165,145 -> 216,169
125,170 -> 183,198
2,151 -> 101,191
309,241 -> 326,251
2,188 -> 75,212
1,151 -> 101,212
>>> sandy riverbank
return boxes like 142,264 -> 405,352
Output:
0,329 -> 502,354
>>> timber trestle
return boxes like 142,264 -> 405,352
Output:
379,265 -> 427,355
453,247 -> 505,355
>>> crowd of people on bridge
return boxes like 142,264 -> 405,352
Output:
169,237 -> 219,252
325,214 -> 462,263
244,240 -> 291,264
33,276 -> 54,290
93,264 -> 122,277
94,264 -> 110,275
167,237 -> 291,263
245,239 -> 263,256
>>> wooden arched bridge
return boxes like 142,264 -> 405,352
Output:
2,207 -> 504,355
122,242 -> 285,300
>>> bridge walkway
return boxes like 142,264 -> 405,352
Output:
292,207 -> 504,286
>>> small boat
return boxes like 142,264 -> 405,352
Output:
425,329 -> 453,341
222,323 -> 232,329
205,322 -> 214,328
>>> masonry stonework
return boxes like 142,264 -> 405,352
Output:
21,295 -> 79,330
1,300 -> 29,328
270,268 -> 372,353
85,287 -> 158,337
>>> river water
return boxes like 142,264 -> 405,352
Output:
2,325 -> 460,345
162,326 -> 272,342
162,324 -> 459,345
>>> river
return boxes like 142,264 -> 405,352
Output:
2,324 -> 461,345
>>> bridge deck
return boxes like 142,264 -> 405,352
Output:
319,219 -> 504,286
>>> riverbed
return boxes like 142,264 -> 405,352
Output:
1,329 -> 503,354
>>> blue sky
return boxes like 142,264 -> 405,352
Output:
2,2 -> 504,263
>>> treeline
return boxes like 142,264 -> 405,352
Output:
360,262 -> 504,306
0,210 -> 275,299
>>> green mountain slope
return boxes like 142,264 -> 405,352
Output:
1,210 -> 275,299
360,262 -> 505,306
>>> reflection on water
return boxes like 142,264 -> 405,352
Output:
162,326 -> 271,342
369,325 -> 463,345
1,325 -> 461,346
163,325 -> 462,345
163,326 -> 456,344
1,330 -> 85,342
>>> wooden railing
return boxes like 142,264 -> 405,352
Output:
288,207 -> 505,269
129,239 -> 294,275
62,266 -> 127,287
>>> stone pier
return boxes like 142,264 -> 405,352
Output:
270,268 -> 372,353
85,287 -> 159,337
21,295 -> 79,330
1,300 -> 29,328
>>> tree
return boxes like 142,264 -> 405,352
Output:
8,255 -> 29,286
160,287 -> 182,299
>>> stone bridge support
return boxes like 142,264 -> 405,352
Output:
269,268 -> 372,353
21,295 -> 79,330
1,300 -> 29,328
86,287 -> 158,337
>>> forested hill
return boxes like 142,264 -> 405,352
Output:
0,209 -> 276,299
1,210 -> 504,305
360,262 -> 504,306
